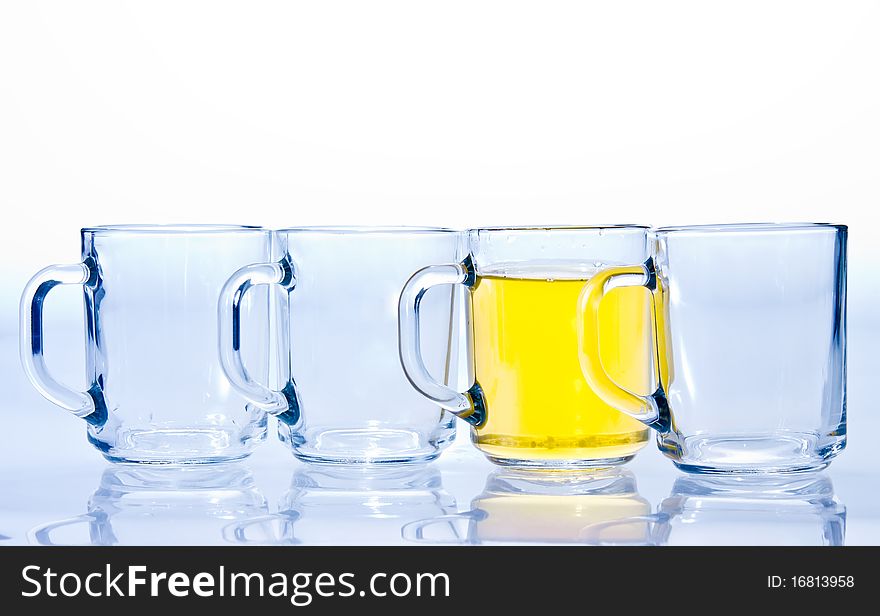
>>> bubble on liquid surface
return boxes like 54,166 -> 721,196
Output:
480,260 -> 627,280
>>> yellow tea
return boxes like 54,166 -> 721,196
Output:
471,263 -> 651,465
473,492 -> 652,543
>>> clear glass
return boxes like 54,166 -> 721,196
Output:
578,223 -> 847,474
29,466 -> 268,545
224,466 -> 456,545
653,475 -> 846,546
568,474 -> 845,546
402,468 -> 652,545
20,225 -> 274,463
219,227 -> 464,464
399,226 -> 652,469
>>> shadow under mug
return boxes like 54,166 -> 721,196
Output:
654,474 -> 846,546
399,226 -> 653,469
403,468 -> 652,545
577,223 -> 847,474
29,465 -> 268,546
20,225 -> 274,463
224,466 -> 456,545
581,474 -> 845,546
219,227 -> 465,465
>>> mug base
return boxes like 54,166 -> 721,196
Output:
285,426 -> 452,466
100,452 -> 253,465
481,454 -> 635,470
671,460 -> 829,475
663,433 -> 840,475
88,425 -> 266,465
292,450 -> 441,466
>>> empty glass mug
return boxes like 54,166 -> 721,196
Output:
578,223 -> 847,473
219,227 -> 464,464
400,226 -> 653,468
224,466 -> 457,545
653,475 -> 846,546
29,465 -> 268,545
21,225 -> 274,463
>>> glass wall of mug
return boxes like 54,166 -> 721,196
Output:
20,225 -> 274,463
399,226 -> 653,468
577,223 -> 847,474
220,227 -> 465,464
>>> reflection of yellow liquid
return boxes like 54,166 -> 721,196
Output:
474,494 -> 651,543
472,269 -> 651,464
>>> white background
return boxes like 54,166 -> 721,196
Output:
0,1 -> 878,543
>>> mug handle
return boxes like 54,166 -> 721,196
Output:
221,512 -> 300,545
20,261 -> 108,425
576,258 -> 670,432
401,512 -> 480,544
28,514 -> 107,546
398,258 -> 486,427
218,259 -> 300,425
577,514 -> 665,546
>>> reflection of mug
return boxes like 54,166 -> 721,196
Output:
652,475 -> 846,546
21,225 -> 274,463
226,466 -> 456,545
579,223 -> 847,474
404,469 -> 651,545
29,465 -> 268,545
220,227 -> 464,465
400,226 -> 652,469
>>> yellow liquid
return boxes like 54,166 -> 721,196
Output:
472,268 -> 651,464
473,493 -> 652,543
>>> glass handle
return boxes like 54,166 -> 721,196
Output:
576,514 -> 663,546
218,260 -> 299,422
20,262 -> 106,424
221,513 -> 298,545
576,260 -> 670,432
401,512 -> 480,544
398,261 -> 486,426
28,514 -> 95,546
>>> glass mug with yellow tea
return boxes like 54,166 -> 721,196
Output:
578,223 -> 847,474
399,226 -> 652,468
402,469 -> 652,545
219,227 -> 464,465
20,225 -> 274,464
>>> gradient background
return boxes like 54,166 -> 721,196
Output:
0,1 -> 878,544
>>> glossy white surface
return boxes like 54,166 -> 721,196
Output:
2,327 -> 878,546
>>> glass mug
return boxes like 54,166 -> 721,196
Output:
578,223 -> 847,473
399,226 -> 652,468
403,469 -> 652,545
29,465 -> 268,545
568,474 -> 845,546
20,225 -> 274,463
653,475 -> 846,546
224,466 -> 457,545
220,227 -> 464,464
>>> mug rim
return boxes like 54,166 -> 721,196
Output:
278,226 -> 457,234
653,222 -> 846,234
469,224 -> 650,232
82,224 -> 266,234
